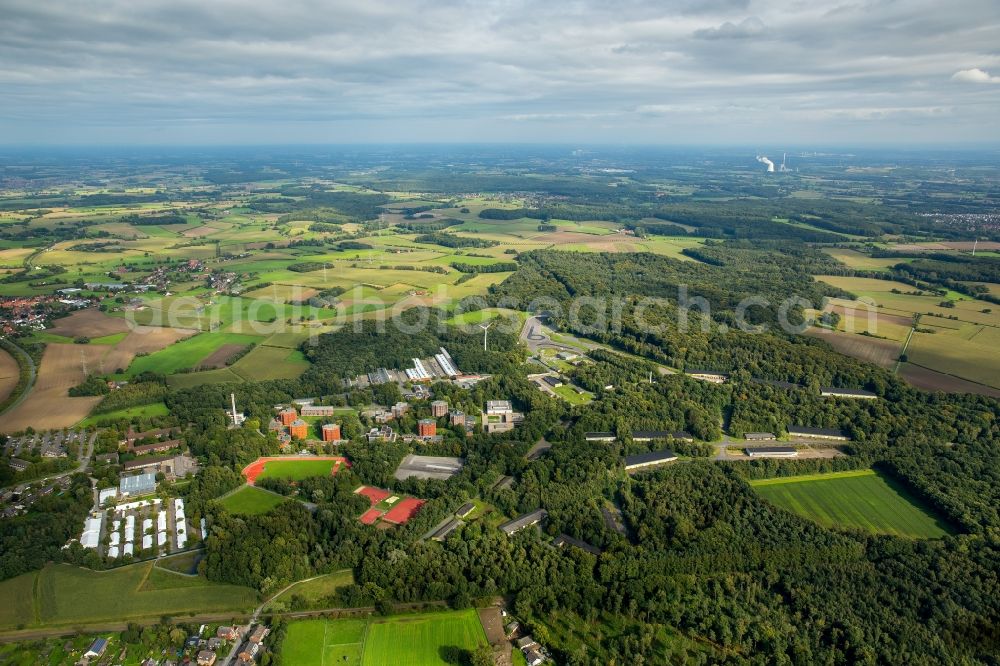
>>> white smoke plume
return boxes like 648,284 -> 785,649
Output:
756,155 -> 775,172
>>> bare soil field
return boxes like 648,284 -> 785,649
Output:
98,325 -> 196,375
527,230 -> 645,251
0,348 -> 19,403
0,344 -> 105,432
898,363 -> 1000,398
197,343 -> 247,369
180,225 -> 220,237
48,309 -> 131,338
803,327 -> 901,369
888,241 -> 1000,252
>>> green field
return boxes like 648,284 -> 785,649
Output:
750,469 -> 952,539
218,485 -> 289,515
281,610 -> 488,666
265,569 -> 355,611
256,458 -> 343,481
0,563 -> 258,629
230,344 -> 311,381
76,402 -> 170,427
124,331 -> 263,376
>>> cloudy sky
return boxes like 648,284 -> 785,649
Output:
2,0 -> 999,145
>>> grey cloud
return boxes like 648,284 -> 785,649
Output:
0,0 -> 998,144
693,17 -> 767,40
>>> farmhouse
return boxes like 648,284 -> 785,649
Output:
745,432 -> 777,441
746,446 -> 798,458
787,426 -> 850,441
686,368 -> 729,384
631,430 -> 693,442
584,432 -> 616,442
500,509 -> 548,536
625,449 -> 678,471
820,387 -> 878,400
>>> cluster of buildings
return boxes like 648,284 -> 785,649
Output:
234,624 -> 269,665
268,402 -> 347,447
4,428 -> 86,460
80,496 -> 185,560
482,400 -> 525,434
343,347 -> 485,388
502,609 -> 551,666
0,475 -> 71,519
0,294 -> 87,334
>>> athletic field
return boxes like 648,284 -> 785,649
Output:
750,469 -> 952,539
241,456 -> 349,484
281,610 -> 489,665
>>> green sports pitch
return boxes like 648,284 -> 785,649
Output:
218,485 -> 288,515
750,469 -> 952,539
281,610 -> 489,666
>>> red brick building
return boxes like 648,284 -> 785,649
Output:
322,423 -> 342,442
278,408 -> 298,426
418,419 -> 437,438
289,419 -> 309,440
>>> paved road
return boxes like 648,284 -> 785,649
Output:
0,339 -> 37,419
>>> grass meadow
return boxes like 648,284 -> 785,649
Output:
750,469 -> 952,539
218,486 -> 288,515
0,563 -> 258,629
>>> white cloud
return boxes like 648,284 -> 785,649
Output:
951,68 -> 1000,83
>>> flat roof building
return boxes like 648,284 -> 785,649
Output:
787,426 -> 850,440
624,449 -> 678,471
584,432 -> 616,442
394,454 -> 464,481
119,472 -> 157,496
631,430 -> 693,442
745,432 -> 777,441
745,446 -> 798,458
499,509 -> 547,536
820,387 -> 878,400
486,400 -> 513,415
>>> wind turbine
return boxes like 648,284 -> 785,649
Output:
479,321 -> 493,351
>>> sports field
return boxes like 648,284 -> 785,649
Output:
281,610 -> 489,666
0,563 -> 258,629
750,469 -> 952,539
218,485 -> 288,515
242,456 -> 349,484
